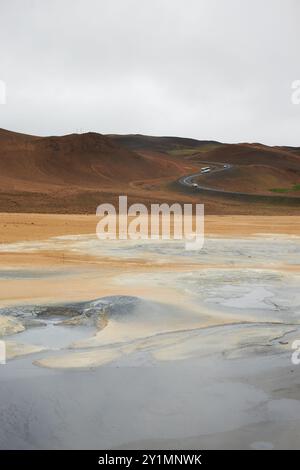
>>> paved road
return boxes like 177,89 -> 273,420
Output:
178,161 -> 300,202
179,161 -> 232,192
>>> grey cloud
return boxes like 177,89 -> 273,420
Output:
0,0 -> 299,145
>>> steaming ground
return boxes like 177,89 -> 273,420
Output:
0,232 -> 299,449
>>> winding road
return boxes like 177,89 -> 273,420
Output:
179,161 -> 232,192
178,162 -> 300,203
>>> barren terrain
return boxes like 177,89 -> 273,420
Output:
0,128 -> 299,214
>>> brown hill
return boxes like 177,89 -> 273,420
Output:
0,128 -> 39,144
0,129 -> 299,214
188,143 -> 300,196
0,129 -> 192,213
108,133 -> 221,155
0,130 -> 182,192
198,142 -> 300,169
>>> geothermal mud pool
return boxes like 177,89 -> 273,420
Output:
0,234 -> 299,449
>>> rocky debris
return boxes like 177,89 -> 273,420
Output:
0,315 -> 25,337
0,296 -> 142,333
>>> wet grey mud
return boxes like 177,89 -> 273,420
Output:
0,234 -> 299,449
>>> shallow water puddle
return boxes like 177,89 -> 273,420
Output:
8,318 -> 94,350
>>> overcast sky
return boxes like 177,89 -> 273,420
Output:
0,0 -> 299,145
